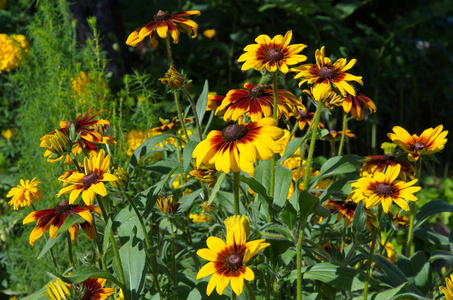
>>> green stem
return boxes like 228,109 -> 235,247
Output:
182,86 -> 203,141
269,72 -> 279,218
173,91 -> 190,142
67,233 -> 76,270
170,218 -> 177,299
233,171 -> 240,215
337,112 -> 348,156
296,222 -> 307,300
406,158 -> 422,256
91,215 -> 105,270
202,110 -> 214,138
302,102 -> 323,189
363,207 -> 383,300
165,36 -> 174,67
245,281 -> 256,300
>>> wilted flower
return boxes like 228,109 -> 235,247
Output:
156,194 -> 181,214
159,66 -> 185,89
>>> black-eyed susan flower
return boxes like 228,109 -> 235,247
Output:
238,30 -> 307,74
295,103 -> 325,131
324,129 -> 355,141
293,46 -> 363,97
151,116 -> 193,133
350,164 -> 421,213
360,154 -> 415,180
190,166 -> 217,187
196,215 -> 269,296
6,178 -> 42,210
159,66 -> 185,89
192,118 -> 284,176
440,274 -> 453,300
217,82 -> 300,122
303,87 -> 345,109
126,10 -> 200,47
388,210 -> 409,228
324,200 -> 357,227
23,200 -> 101,246
388,125 -> 448,162
206,93 -> 225,112
43,277 -> 71,299
43,276 -> 114,300
57,150 -> 117,205
156,194 -> 181,214
342,90 -> 376,121
110,167 -> 129,189
40,129 -> 75,163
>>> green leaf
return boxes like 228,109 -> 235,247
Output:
414,228 -> 449,246
178,189 -> 202,213
280,202 -> 297,230
430,250 -> 453,266
302,262 -> 378,291
183,141 -> 198,172
240,175 -> 272,206
103,218 -> 112,256
414,199 -> 453,229
319,177 -> 350,202
208,172 -> 226,204
119,235 -> 147,299
298,190 -> 319,222
128,133 -> 175,170
310,155 -> 364,187
21,288 -> 47,300
37,231 -> 65,259
273,164 -> 292,208
351,282 -> 409,300
260,223 -> 295,242
195,80 -> 209,125
60,266 -> 122,286
55,214 -> 85,234
279,137 -> 304,162
352,202 -> 371,244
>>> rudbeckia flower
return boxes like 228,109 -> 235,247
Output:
342,90 -> 376,120
238,30 -> 307,74
216,82 -> 300,122
295,103 -> 325,131
324,200 -> 357,227
192,118 -> 284,176
360,154 -> 415,180
440,274 -> 453,300
387,125 -> 448,162
350,164 -> 421,213
293,46 -> 363,97
126,10 -> 200,47
206,93 -> 225,112
7,177 -> 42,210
40,129 -> 78,163
324,129 -> 355,141
57,150 -> 117,205
196,215 -> 269,296
23,200 -> 101,246
156,194 -> 181,214
43,277 -> 114,300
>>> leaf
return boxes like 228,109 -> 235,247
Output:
351,282 -> 409,300
298,190 -> 319,222
319,177 -> 350,202
302,262 -> 378,291
414,199 -> 453,229
128,133 -> 175,170
280,202 -> 297,230
240,175 -> 272,206
208,172 -> 226,204
430,250 -> 453,266
103,218 -> 112,256
273,164 -> 292,208
310,155 -> 364,187
37,231 -> 65,259
60,266 -> 122,286
55,214 -> 85,234
178,189 -> 202,213
260,223 -> 295,242
195,80 -> 209,125
119,235 -> 147,299
279,137 -> 304,162
21,288 -> 47,300
183,141 -> 198,172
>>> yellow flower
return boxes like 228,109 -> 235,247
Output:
43,277 -> 114,300
224,215 -> 250,236
156,194 -> 181,214
189,213 -> 211,223
189,166 -> 217,188
203,29 -> 216,39
2,128 -> 17,141
43,278 -> 71,300
238,30 -> 307,73
159,66 -> 185,89
57,150 -> 117,205
0,34 -> 29,73
383,241 -> 397,263
440,274 -> 453,300
40,129 -> 74,163
110,167 -> 129,189
350,164 -> 421,213
295,103 -> 325,131
196,216 -> 269,296
6,178 -> 42,210
388,125 -> 448,162
0,0 -> 7,9
126,10 -> 200,47
292,46 -> 363,97
342,90 -> 376,121
192,118 -> 284,176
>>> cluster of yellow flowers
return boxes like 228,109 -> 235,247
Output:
0,34 -> 29,73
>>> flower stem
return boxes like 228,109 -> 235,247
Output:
406,158 -> 423,257
170,218 -> 178,299
67,233 -> 76,270
245,281 -> 256,300
363,206 -> 383,300
233,171 -> 240,215
296,221 -> 307,300
269,72 -> 279,217
182,86 -> 203,141
173,91 -> 190,142
337,112 -> 348,156
165,36 -> 174,67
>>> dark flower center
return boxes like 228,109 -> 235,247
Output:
318,66 -> 336,79
343,201 -> 357,210
56,200 -> 76,213
226,252 -> 243,270
298,109 -> 310,119
375,183 -> 393,195
412,141 -> 426,152
154,10 -> 170,21
265,49 -> 284,62
78,285 -> 93,300
222,124 -> 247,142
82,173 -> 99,186
248,85 -> 268,98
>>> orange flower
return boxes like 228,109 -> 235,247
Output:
342,91 -> 376,120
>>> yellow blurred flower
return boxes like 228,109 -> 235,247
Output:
0,0 -> 7,9
2,128 -> 17,141
440,274 -> 453,300
110,167 -> 129,189
189,213 -> 211,223
0,34 -> 29,73
203,29 -> 216,39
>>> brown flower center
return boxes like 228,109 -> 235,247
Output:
318,66 -> 336,79
82,173 -> 99,186
298,109 -> 310,119
265,49 -> 284,62
55,200 -> 76,213
343,201 -> 357,210
226,252 -> 243,271
248,85 -> 268,98
154,10 -> 170,21
375,183 -> 393,195
222,124 -> 247,142
412,141 -> 426,152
